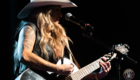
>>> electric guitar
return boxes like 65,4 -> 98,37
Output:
15,44 -> 129,80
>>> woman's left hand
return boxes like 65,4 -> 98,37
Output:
98,57 -> 111,79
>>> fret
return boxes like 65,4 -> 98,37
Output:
89,63 -> 94,70
77,68 -> 88,79
95,59 -> 100,68
69,52 -> 119,80
71,71 -> 81,80
87,65 -> 91,73
90,63 -> 96,71
85,65 -> 91,73
19,51 -> 118,80
92,61 -> 96,68
86,64 -> 92,73
71,58 -> 102,80
68,51 -> 119,80
78,68 -> 87,79
94,59 -> 100,68
74,72 -> 80,80
87,65 -> 92,72
70,74 -> 76,80
80,69 -> 85,79
80,69 -> 85,78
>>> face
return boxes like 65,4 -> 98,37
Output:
50,5 -> 63,23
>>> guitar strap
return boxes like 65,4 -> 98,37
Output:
65,41 -> 81,69
65,42 -> 100,80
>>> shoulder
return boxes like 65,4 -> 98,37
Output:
21,25 -> 35,36
23,25 -> 34,32
19,20 -> 37,35
18,25 -> 36,50
15,21 -> 37,41
18,25 -> 36,43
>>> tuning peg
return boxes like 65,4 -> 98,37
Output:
124,44 -> 130,49
116,44 -> 122,46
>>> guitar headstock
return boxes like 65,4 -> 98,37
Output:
103,44 -> 130,62
114,44 -> 129,55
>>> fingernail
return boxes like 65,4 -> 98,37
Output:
99,61 -> 103,64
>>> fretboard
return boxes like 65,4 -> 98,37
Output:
70,58 -> 101,80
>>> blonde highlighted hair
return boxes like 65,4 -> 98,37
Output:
29,5 -> 72,61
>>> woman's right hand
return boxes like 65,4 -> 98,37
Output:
57,63 -> 74,76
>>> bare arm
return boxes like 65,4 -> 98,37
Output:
18,26 -> 59,72
18,25 -> 73,75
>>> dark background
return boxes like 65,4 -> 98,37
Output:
6,0 -> 140,80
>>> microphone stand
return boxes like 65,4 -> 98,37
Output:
111,45 -> 123,80
116,56 -> 122,80
66,16 -> 137,79
81,26 -> 137,80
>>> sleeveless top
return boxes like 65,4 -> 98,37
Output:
14,20 -> 69,77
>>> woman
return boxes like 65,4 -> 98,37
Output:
14,0 -> 111,80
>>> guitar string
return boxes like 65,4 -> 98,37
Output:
66,51 -> 117,80
71,56 -> 99,79
71,58 -> 101,80
66,58 -> 113,80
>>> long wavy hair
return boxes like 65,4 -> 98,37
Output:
29,5 -> 72,61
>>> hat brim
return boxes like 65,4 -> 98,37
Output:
17,1 -> 77,19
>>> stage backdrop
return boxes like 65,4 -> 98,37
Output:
8,0 -> 140,80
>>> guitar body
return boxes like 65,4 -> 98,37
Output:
15,44 -> 127,80
15,58 -> 79,80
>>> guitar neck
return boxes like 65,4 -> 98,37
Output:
69,58 -> 101,80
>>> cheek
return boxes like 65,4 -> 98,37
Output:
51,11 -> 57,17
51,12 -> 60,20
50,13 -> 56,20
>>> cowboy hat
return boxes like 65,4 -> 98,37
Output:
17,0 -> 77,19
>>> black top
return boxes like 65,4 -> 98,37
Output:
15,20 -> 55,62
13,20 -> 70,78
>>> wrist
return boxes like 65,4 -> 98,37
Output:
97,72 -> 101,79
56,65 -> 63,74
56,65 -> 61,73
94,72 -> 101,80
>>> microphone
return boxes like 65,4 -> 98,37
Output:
65,13 -> 94,32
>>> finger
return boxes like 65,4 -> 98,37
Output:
70,68 -> 74,74
71,63 -> 74,67
105,62 -> 111,71
100,61 -> 107,72
106,62 -> 110,67
101,57 -> 107,62
101,61 -> 110,72
72,68 -> 74,72
67,63 -> 73,68
101,61 -> 108,68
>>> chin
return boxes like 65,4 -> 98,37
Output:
54,21 -> 59,23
